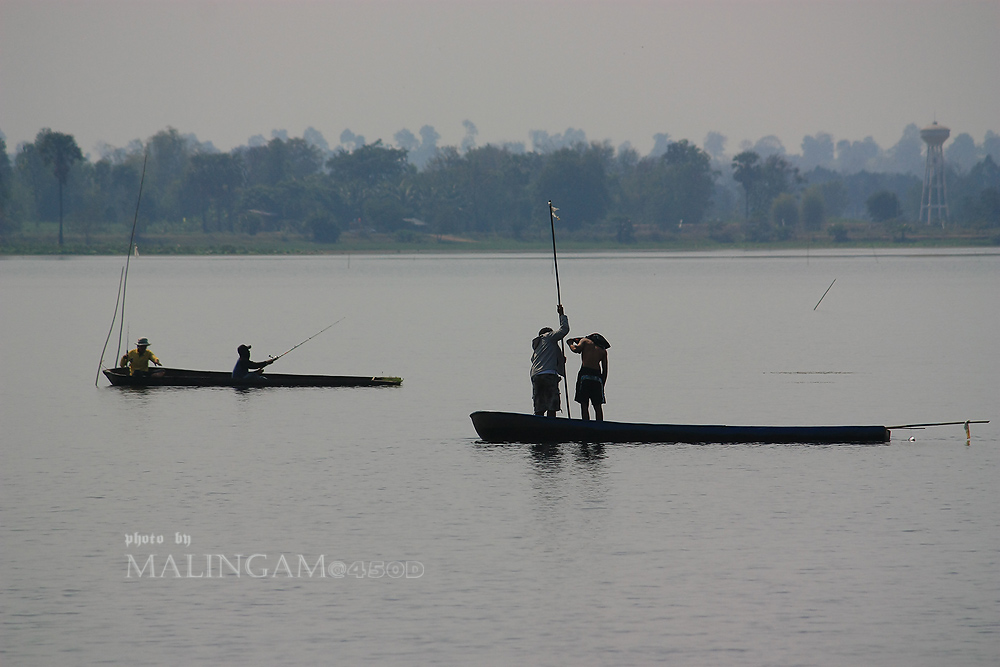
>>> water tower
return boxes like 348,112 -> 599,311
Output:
919,121 -> 950,226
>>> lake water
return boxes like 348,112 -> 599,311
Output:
2,250 -> 998,666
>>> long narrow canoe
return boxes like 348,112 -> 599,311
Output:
470,411 -> 890,445
103,367 -> 402,388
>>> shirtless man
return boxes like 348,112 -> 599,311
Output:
568,333 -> 610,421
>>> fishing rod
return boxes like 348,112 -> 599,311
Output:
888,420 -> 989,430
268,318 -> 345,363
95,152 -> 148,385
548,201 -> 570,418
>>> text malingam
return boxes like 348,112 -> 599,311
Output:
125,554 -> 424,579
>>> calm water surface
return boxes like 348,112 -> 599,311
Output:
2,250 -> 998,665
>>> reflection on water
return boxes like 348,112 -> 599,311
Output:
575,442 -> 606,463
3,253 -> 998,666
529,443 -> 562,470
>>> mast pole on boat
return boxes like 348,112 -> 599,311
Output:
116,152 -> 148,361
96,152 -> 147,386
548,200 -> 571,419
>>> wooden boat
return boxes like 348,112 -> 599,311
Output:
470,411 -> 890,445
103,367 -> 402,388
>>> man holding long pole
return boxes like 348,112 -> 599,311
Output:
530,304 -> 570,417
528,200 -> 571,417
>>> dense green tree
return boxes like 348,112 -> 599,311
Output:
413,147 -> 468,235
36,129 -> 84,245
238,137 -> 322,188
660,140 -> 716,226
800,133 -> 834,171
531,143 -> 612,228
732,151 -> 800,240
967,155 -> 1000,192
235,177 -> 347,235
622,140 -> 715,229
950,156 -> 1000,226
757,155 -> 800,211
731,151 -> 761,219
417,144 -> 538,236
866,190 -> 901,222
305,211 -> 341,243
144,127 -> 194,224
883,124 -> 923,175
836,136 -> 880,173
327,140 -> 413,228
0,137 -> 12,235
801,186 -> 825,230
13,143 -> 53,224
10,122 -> 1000,247
771,193 -> 799,229
975,187 -> 1000,227
181,153 -> 243,231
92,159 -> 140,227
945,132 -> 978,173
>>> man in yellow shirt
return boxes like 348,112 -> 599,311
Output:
120,337 -> 162,376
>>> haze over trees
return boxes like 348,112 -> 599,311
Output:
1,122 -> 998,249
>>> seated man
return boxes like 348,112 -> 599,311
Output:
119,337 -> 162,376
232,344 -> 274,380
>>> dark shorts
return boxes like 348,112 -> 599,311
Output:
574,368 -> 605,405
532,374 -> 562,415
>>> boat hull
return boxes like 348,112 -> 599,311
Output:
103,367 -> 402,388
470,411 -> 889,445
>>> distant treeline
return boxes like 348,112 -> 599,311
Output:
1,124 -> 998,248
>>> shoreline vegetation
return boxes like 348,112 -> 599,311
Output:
5,127 -> 999,260
3,220 -> 998,256
4,128 -> 998,258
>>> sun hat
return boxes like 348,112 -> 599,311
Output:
588,333 -> 611,349
136,337 -> 150,346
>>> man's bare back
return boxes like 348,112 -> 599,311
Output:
568,335 -> 610,421
570,338 -> 607,375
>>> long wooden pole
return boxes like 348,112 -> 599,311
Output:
116,152 -> 148,361
548,201 -> 570,418
548,201 -> 563,306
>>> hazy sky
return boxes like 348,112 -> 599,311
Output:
2,0 -> 997,158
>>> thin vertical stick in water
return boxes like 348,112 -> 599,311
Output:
813,279 -> 836,311
95,267 -> 125,386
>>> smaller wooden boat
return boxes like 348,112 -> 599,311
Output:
103,367 -> 402,388
470,411 -> 890,445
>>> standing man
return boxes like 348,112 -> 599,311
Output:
119,337 -> 162,376
568,333 -> 610,421
530,305 -> 569,417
